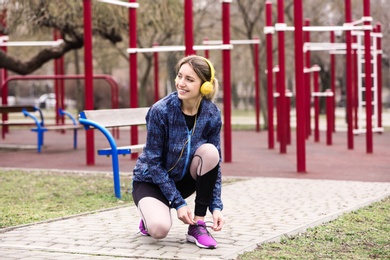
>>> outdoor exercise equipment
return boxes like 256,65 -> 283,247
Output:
264,0 -> 382,173
0,36 -> 66,134
112,0 -> 234,163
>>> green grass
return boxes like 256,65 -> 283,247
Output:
0,170 -> 133,229
238,196 -> 390,259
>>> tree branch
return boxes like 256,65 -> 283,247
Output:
0,39 -> 83,75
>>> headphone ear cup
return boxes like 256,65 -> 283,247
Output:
200,81 -> 213,95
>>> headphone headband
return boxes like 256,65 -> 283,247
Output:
203,57 -> 215,84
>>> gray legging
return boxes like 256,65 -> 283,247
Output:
132,143 -> 219,239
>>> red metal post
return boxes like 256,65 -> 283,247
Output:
353,34 -> 358,129
59,50 -> 65,123
330,30 -> 336,133
286,89 -> 291,145
129,0 -> 139,159
153,42 -> 159,103
363,0 -> 372,153
294,0 -> 306,172
184,0 -> 194,56
53,30 -> 60,124
274,68 -> 280,142
376,23 -> 382,129
222,0 -> 232,162
313,67 -> 320,143
83,0 -> 95,165
304,19 -> 311,139
1,8 -> 9,132
277,0 -> 287,154
254,37 -> 260,132
326,89 -> 333,145
265,1 -> 274,149
345,0 -> 354,150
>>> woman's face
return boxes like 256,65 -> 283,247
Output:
176,63 -> 202,101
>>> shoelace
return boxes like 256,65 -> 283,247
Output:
191,221 -> 214,236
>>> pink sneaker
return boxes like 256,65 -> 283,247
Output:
139,220 -> 149,236
186,220 -> 217,249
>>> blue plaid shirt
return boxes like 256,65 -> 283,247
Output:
133,92 -> 223,212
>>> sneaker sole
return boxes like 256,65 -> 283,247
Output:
186,234 -> 217,249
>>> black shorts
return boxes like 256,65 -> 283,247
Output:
132,171 -> 196,207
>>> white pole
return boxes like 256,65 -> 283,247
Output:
127,44 -> 233,54
96,0 -> 139,8
0,39 -> 64,47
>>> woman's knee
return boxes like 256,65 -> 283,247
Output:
147,220 -> 171,239
195,143 -> 219,162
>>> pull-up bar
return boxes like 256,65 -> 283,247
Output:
96,0 -> 139,8
264,23 -> 373,34
0,39 -> 64,47
127,44 -> 233,53
202,39 -> 260,45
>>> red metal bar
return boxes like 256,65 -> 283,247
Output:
53,29 -> 60,125
313,67 -> 320,142
129,0 -> 139,159
222,0 -> 232,162
330,30 -> 336,133
265,1 -> 274,149
326,89 -> 333,145
153,42 -> 159,103
1,8 -> 9,133
60,52 -> 65,124
1,75 -> 119,109
275,69 -> 280,142
345,0 -> 354,150
286,89 -> 291,145
304,19 -> 311,139
353,34 -> 358,129
254,37 -> 260,132
1,38 -> 9,133
376,23 -> 382,129
83,0 -> 95,165
363,0 -> 372,153
277,0 -> 287,154
294,0 -> 306,172
184,0 -> 194,56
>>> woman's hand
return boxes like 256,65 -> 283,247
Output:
177,206 -> 195,225
211,210 -> 224,231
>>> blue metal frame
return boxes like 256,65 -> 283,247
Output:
22,107 -> 79,153
59,109 -> 79,150
79,111 -> 123,198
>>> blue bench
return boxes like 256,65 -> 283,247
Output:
22,107 -> 82,153
79,107 -> 149,198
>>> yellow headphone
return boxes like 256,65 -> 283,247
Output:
200,57 -> 215,96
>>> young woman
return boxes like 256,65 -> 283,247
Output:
132,55 -> 224,249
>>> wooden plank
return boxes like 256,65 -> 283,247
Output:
0,105 -> 36,113
82,107 -> 149,128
